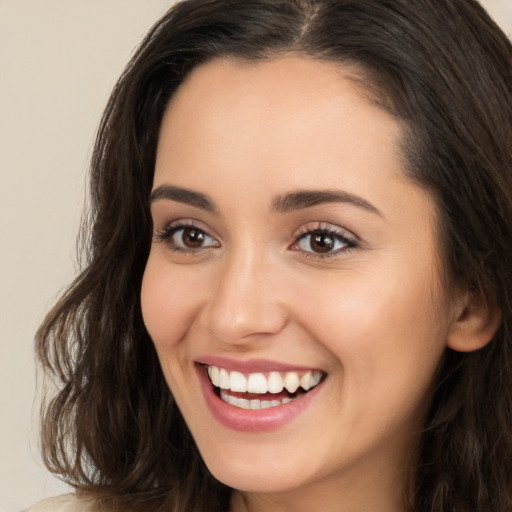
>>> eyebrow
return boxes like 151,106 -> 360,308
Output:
149,184 -> 381,217
150,184 -> 216,212
272,190 -> 382,216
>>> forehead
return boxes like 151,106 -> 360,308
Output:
170,56 -> 366,110
162,56 -> 391,128
155,56 -> 406,192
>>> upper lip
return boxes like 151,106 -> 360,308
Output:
195,355 -> 325,374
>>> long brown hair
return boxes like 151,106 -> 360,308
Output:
36,1 -> 512,510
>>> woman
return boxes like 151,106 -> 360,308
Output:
29,0 -> 512,511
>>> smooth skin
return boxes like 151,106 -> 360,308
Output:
141,57 -> 497,512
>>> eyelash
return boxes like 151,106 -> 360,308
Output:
154,221 -> 357,258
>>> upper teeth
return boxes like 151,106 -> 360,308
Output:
207,366 -> 322,394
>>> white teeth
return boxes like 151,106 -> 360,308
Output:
311,371 -> 322,388
229,371 -> 247,392
209,366 -> 220,387
233,396 -> 249,409
219,368 -> 230,389
247,373 -> 268,393
283,372 -> 300,393
220,389 -> 296,409
221,391 -> 249,409
300,371 -> 313,391
208,366 -> 324,395
249,399 -> 261,410
267,371 -> 284,393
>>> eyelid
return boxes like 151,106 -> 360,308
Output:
292,221 -> 357,242
154,218 -> 215,237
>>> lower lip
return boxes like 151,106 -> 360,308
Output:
195,365 -> 324,432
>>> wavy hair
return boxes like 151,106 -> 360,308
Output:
36,1 -> 512,510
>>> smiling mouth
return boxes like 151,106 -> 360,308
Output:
205,365 -> 325,410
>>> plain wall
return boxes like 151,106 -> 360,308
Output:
0,1 -> 510,510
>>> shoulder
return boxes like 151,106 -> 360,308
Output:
24,494 -> 97,512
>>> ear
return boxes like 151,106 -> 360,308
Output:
447,289 -> 502,352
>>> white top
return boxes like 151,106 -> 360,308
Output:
24,495 -> 96,512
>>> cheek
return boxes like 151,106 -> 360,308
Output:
140,256 -> 201,351
296,269 -> 448,392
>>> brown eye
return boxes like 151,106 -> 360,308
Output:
156,224 -> 219,252
180,228 -> 206,248
309,233 -> 335,253
292,228 -> 354,257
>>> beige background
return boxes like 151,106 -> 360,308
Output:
0,1 -> 510,510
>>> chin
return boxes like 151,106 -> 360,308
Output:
199,441 -> 320,494
211,465 -> 305,494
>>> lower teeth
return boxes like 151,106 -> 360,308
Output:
219,389 -> 298,409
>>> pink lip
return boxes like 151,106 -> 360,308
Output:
195,363 -> 325,432
196,355 -> 323,374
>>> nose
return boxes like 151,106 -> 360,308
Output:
199,249 -> 288,346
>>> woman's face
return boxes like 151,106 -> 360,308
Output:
141,57 -> 458,507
